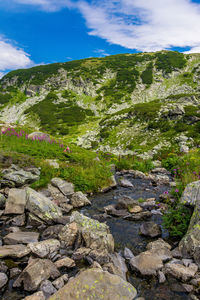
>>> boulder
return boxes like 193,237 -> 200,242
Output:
0,272 -> 8,289
70,191 -> 91,208
39,280 -> 57,298
42,225 -> 64,240
108,252 -> 128,280
14,258 -> 60,291
139,222 -> 162,238
26,187 -> 62,224
116,196 -> 138,210
100,175 -> 117,192
130,251 -> 163,276
2,164 -> 40,187
8,214 -> 26,226
5,188 -> 26,214
59,222 -> 78,247
49,268 -> 137,300
165,261 -> 198,282
51,178 -> 74,197
28,239 -> 60,258
4,231 -> 39,245
146,239 -> 172,261
179,180 -> 200,266
71,211 -> 114,252
0,244 -> 31,258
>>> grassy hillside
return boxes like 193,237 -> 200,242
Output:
0,50 -> 200,157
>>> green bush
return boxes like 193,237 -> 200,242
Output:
155,51 -> 186,73
141,63 -> 153,85
163,205 -> 192,238
133,101 -> 161,121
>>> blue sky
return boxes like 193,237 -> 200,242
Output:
0,0 -> 200,77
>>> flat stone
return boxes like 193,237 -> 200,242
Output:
4,231 -> 39,245
51,178 -> 74,196
0,244 -> 31,258
42,225 -> 64,240
5,188 -> 26,214
14,258 -> 60,291
52,276 -> 65,290
28,239 -> 60,258
49,268 -> 137,300
40,280 -> 57,298
129,205 -> 143,213
8,214 -> 26,226
130,251 -> 163,275
72,247 -> 91,260
54,257 -> 75,268
26,187 -> 62,224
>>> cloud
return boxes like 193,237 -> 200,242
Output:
76,0 -> 200,52
93,49 -> 110,57
12,0 -> 74,11
0,38 -> 33,76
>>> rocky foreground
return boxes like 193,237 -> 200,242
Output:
0,162 -> 200,299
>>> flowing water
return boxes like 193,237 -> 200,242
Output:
82,174 -> 190,300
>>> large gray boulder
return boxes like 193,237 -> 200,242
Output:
5,188 -> 26,214
51,178 -> 74,197
49,268 -> 137,300
26,187 -> 62,224
179,180 -> 200,266
130,251 -> 163,276
28,239 -> 60,258
70,192 -> 91,208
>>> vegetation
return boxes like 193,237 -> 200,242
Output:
155,51 -> 187,73
141,62 -> 153,85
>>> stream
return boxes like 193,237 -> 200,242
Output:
82,174 -> 190,300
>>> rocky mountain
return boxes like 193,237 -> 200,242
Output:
0,50 -> 200,157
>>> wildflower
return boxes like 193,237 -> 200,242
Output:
175,189 -> 179,193
164,191 -> 169,194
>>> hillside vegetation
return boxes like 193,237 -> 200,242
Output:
0,50 -> 200,158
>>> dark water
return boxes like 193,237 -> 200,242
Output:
82,174 -> 190,300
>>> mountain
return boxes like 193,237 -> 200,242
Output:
0,50 -> 200,157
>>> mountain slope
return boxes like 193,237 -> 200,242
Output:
0,51 -> 200,157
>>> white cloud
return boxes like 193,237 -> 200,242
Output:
94,49 -> 110,56
0,38 -> 33,76
13,0 -> 74,11
76,0 -> 200,52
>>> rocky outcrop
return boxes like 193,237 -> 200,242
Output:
4,188 -> 26,214
49,268 -> 137,300
179,181 -> 200,266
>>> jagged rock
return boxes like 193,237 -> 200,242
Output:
0,193 -> 6,209
2,164 -> 40,187
49,268 -> 137,300
72,247 -> 91,260
51,178 -> 74,196
23,291 -> 46,300
52,276 -> 65,290
0,272 -> 8,288
158,271 -> 166,283
9,267 -> 22,278
28,239 -> 60,258
40,280 -> 57,298
116,196 -> 138,210
59,222 -> 78,247
104,205 -> 129,217
70,211 -> 114,252
26,187 -> 62,224
8,214 -> 26,226
0,244 -> 31,258
179,180 -> 200,266
54,257 -> 75,268
42,225 -> 64,240
4,231 -> 39,245
14,258 -> 60,291
119,178 -> 133,188
4,188 -> 26,214
124,211 -> 152,221
165,261 -> 198,281
70,191 -> 91,208
108,252 -> 128,280
88,249 -> 110,265
171,247 -> 183,259
27,213 -> 44,227
139,222 -> 162,238
130,251 -> 163,276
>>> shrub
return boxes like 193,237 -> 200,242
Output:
141,63 -> 153,85
163,205 -> 192,238
155,51 -> 186,73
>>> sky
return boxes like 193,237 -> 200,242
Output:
0,0 -> 200,77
